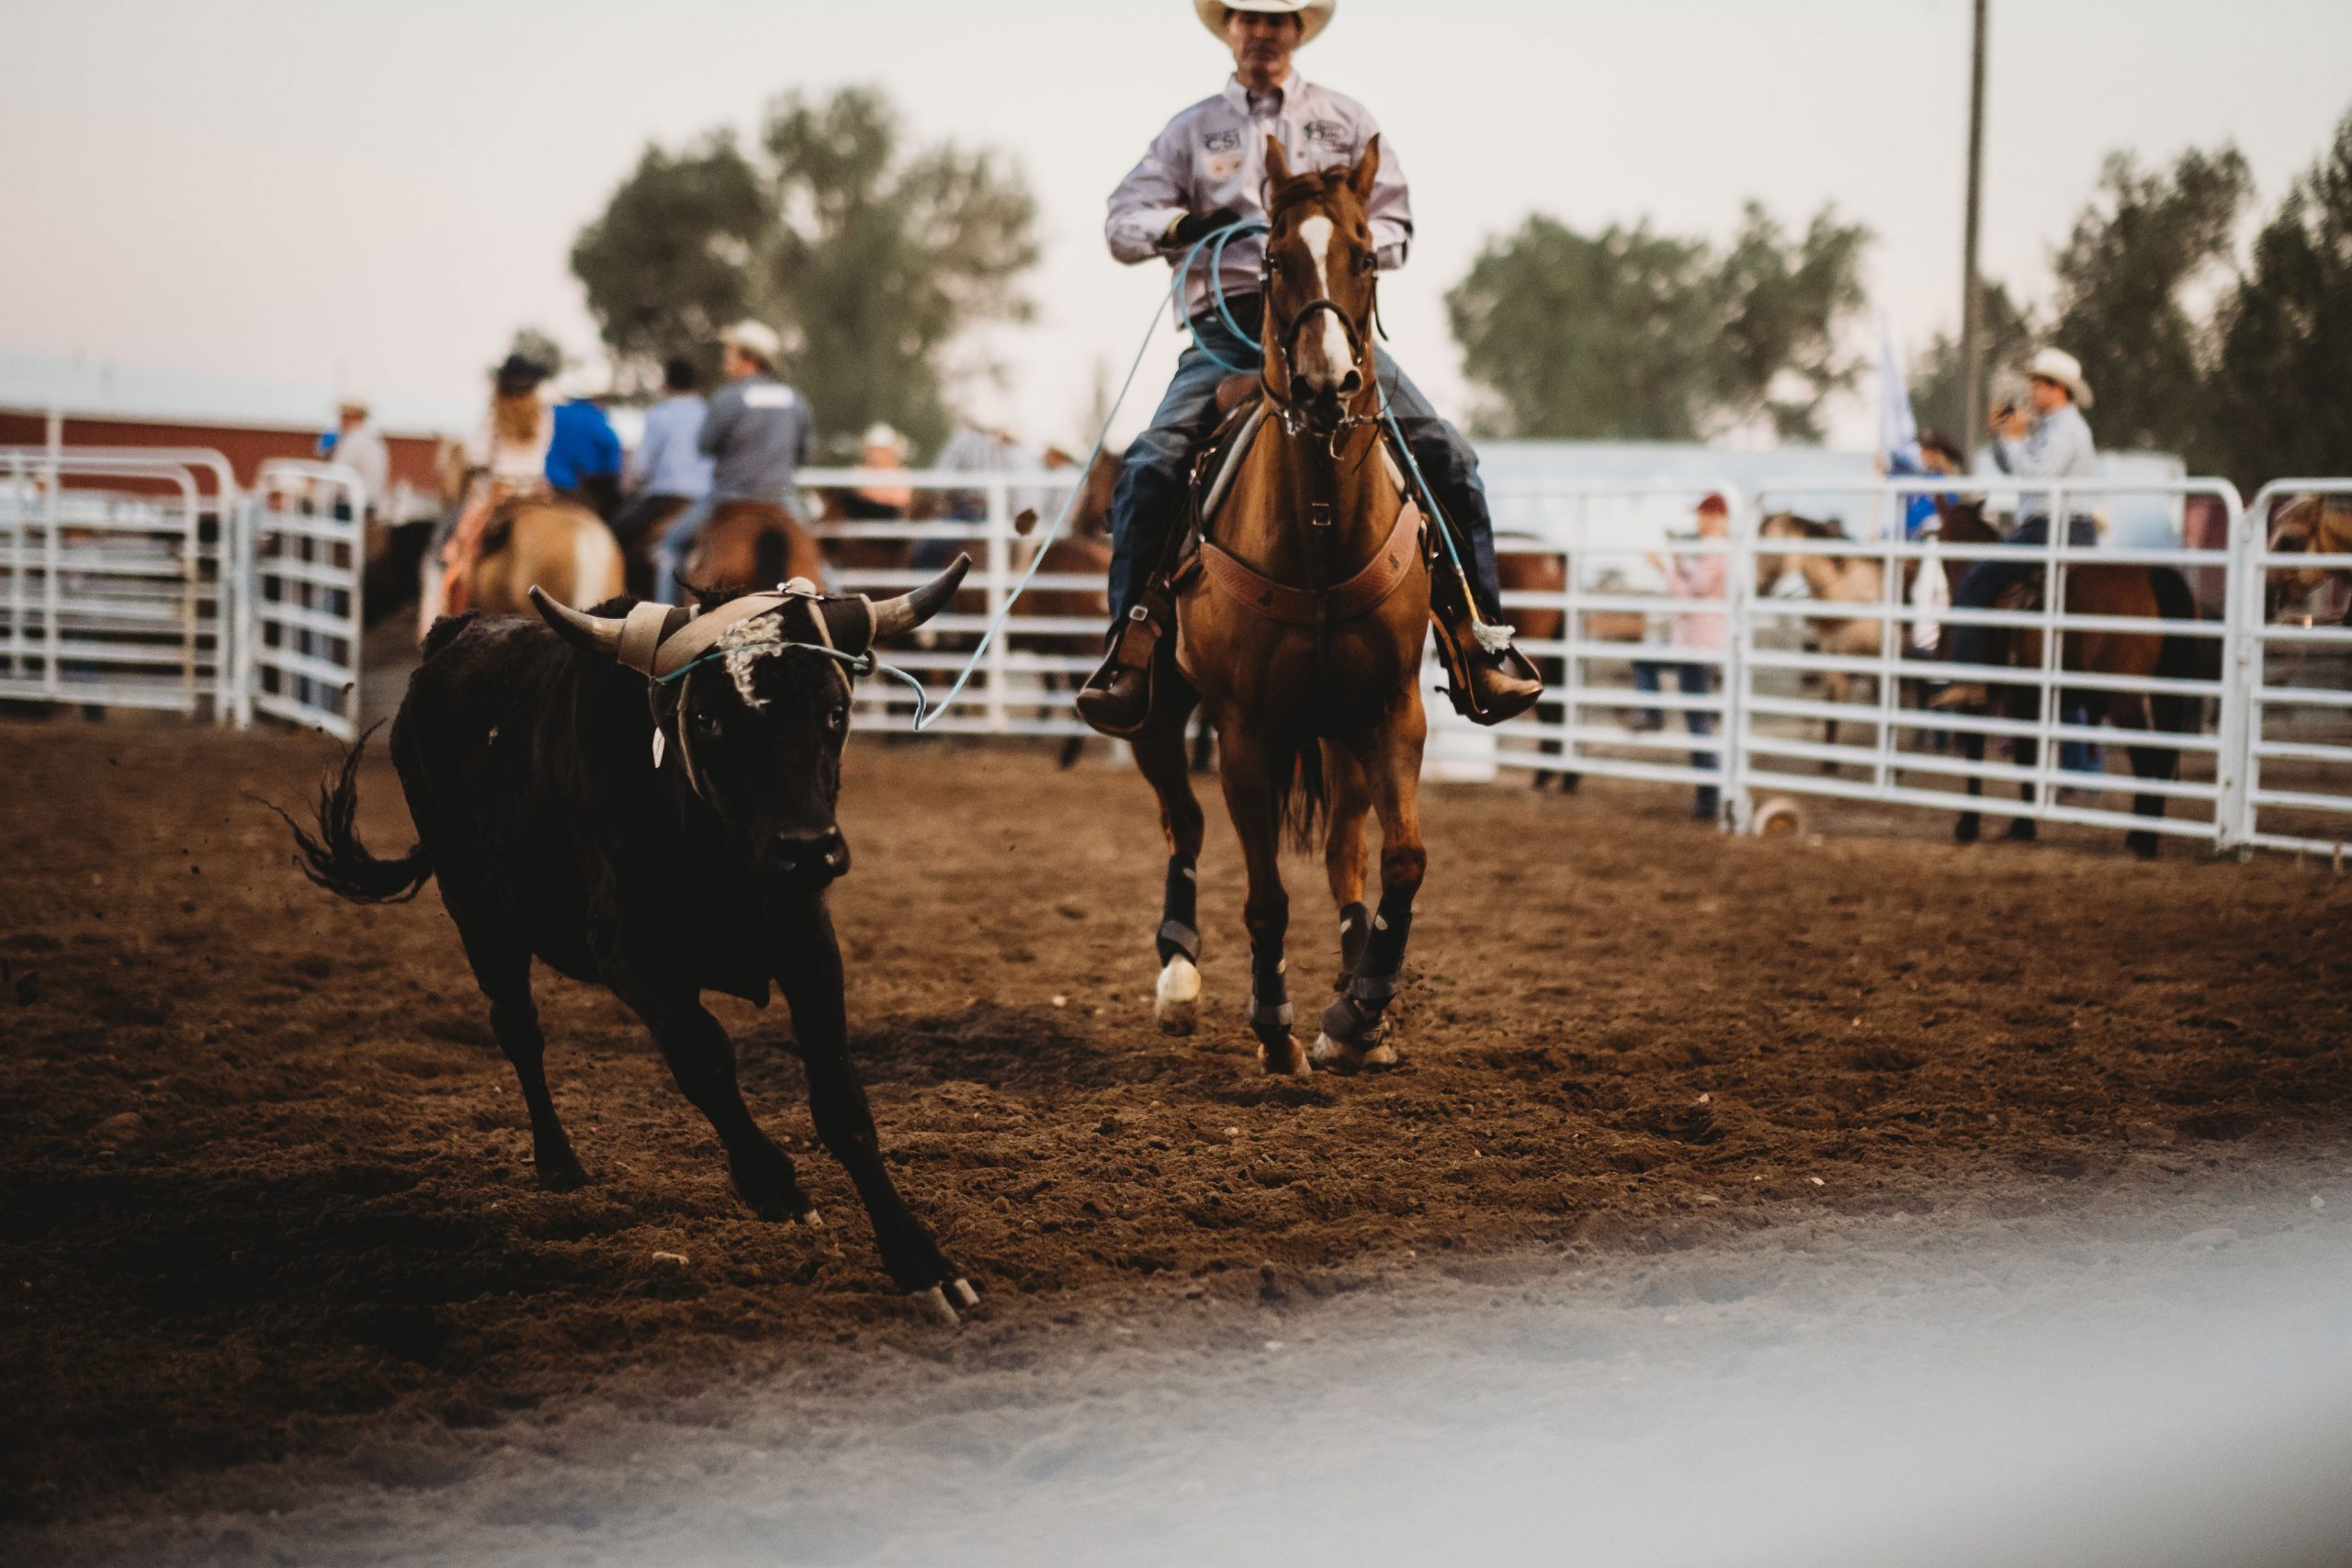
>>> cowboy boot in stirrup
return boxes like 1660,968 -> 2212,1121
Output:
1427,562 -> 1542,726
1076,587 -> 1174,738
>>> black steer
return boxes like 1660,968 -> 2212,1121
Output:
277,560 -> 979,1321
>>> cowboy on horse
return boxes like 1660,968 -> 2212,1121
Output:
1076,0 -> 1542,736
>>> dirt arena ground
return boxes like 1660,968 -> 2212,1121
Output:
3,714 -> 2348,1533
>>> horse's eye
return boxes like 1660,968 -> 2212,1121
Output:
1353,252 -> 1375,276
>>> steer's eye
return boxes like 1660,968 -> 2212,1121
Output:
691,707 -> 722,738
827,703 -> 848,733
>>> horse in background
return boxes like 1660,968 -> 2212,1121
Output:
2265,492 -> 2352,623
1754,513 -> 1891,758
1951,557 -> 2213,860
456,492 -> 626,622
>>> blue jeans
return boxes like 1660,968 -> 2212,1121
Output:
1106,295 -> 1502,620
654,494 -> 718,604
1948,515 -> 2099,669
1671,661 -> 1720,815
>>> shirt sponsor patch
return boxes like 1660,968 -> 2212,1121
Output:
741,385 -> 797,410
1203,127 -> 1240,153
1304,118 -> 1351,149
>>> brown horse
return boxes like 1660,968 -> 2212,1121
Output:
1129,138 -> 1430,1077
1951,558 -> 2212,859
634,500 -> 826,600
1754,513 -> 1894,757
1494,542 -> 1570,787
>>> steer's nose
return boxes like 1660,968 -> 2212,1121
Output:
769,827 -> 849,883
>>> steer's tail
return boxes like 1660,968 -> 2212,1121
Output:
259,727 -> 434,905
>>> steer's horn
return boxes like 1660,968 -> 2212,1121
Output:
868,554 -> 973,645
529,587 -> 687,675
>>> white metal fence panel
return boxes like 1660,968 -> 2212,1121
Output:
1429,479 -> 1747,806
240,460 -> 368,739
2236,480 -> 2352,855
802,467 -> 1091,737
1736,478 -> 2242,846
0,447 -> 241,716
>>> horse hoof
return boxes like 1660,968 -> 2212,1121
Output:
1255,1037 -> 1311,1077
1154,955 -> 1201,1035
2007,818 -> 2038,843
1312,1031 -> 1400,1070
2127,832 -> 2159,861
1954,818 -> 1981,845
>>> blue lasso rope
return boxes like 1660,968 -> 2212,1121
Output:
659,642 -> 937,728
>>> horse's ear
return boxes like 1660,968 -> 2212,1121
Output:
1348,134 -> 1382,203
1264,135 -> 1293,186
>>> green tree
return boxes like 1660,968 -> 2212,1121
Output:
1447,216 -> 1721,440
571,87 -> 1038,454
2046,146 -> 2251,464
1911,279 -> 2040,443
2211,109 -> 2352,491
570,136 -> 767,391
1445,205 -> 1871,442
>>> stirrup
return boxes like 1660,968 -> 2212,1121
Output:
1077,597 -> 1169,739
1430,610 -> 1542,726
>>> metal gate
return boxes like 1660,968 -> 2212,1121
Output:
0,446 -> 240,716
2235,480 -> 2352,855
237,459 -> 368,739
1735,477 -> 2243,845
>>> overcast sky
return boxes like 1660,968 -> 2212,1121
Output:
4,0 -> 2347,447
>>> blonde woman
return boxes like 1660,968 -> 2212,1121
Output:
420,353 -> 556,634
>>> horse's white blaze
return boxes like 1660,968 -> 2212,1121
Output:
1296,215 -> 1354,384
1155,953 -> 1201,1035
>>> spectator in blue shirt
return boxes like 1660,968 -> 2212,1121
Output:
546,386 -> 624,518
1888,430 -> 1966,539
614,358 -> 714,569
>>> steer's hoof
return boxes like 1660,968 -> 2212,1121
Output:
1155,954 -> 1201,1035
535,1154 -> 589,1193
951,1277 -> 980,1311
1255,1035 -> 1312,1077
798,1208 -> 825,1230
913,1284 -> 964,1327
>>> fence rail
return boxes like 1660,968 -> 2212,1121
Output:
5,447 -> 2346,862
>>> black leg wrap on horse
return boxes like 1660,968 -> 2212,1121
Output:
1247,942 -> 1292,1042
1156,854 -> 1200,965
1322,890 -> 1414,1044
1336,900 -> 1371,979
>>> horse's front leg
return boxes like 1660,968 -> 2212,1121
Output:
1133,685 -> 1207,1034
1321,742 -> 1374,992
1316,694 -> 1428,1070
1216,722 -> 1306,1077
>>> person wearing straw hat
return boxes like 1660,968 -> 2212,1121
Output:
1078,0 -> 1537,735
1931,346 -> 2101,710
655,319 -> 812,604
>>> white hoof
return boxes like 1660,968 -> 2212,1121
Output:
913,1285 -> 961,1327
951,1277 -> 980,1310
1310,1031 -> 1350,1065
1360,1040 -> 1399,1067
1155,955 -> 1201,1035
799,1208 -> 825,1230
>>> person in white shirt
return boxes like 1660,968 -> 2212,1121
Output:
324,400 -> 389,518
1076,0 -> 1538,734
1934,346 -> 2102,708
614,356 -> 714,558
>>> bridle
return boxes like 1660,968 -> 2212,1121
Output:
1257,215 -> 1380,446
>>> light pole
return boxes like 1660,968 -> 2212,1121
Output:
1957,0 -> 1989,440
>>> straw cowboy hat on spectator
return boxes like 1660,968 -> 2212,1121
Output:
718,320 -> 783,367
1195,0 -> 1334,43
2024,347 -> 2094,409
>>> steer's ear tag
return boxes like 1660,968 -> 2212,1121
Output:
651,728 -> 668,769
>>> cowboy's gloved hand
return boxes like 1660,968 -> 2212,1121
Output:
1166,209 -> 1245,249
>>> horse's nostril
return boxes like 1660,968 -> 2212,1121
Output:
1338,369 -> 1363,395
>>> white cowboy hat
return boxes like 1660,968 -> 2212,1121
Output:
861,423 -> 910,458
1195,0 -> 1333,45
2023,346 -> 2094,410
718,319 -> 783,366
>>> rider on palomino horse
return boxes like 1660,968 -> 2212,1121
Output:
1077,0 -> 1542,735
425,351 -> 560,636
